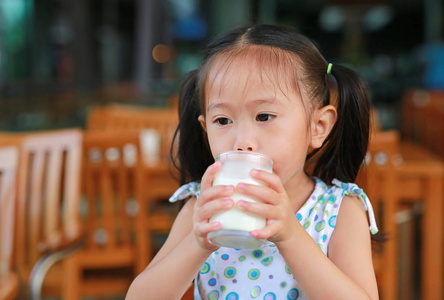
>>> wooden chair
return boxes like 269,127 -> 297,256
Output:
0,129 -> 83,299
359,129 -> 444,300
395,140 -> 444,300
86,104 -> 178,162
358,130 -> 401,300
0,147 -> 19,300
86,104 -> 179,163
61,129 -> 152,299
86,104 -> 185,298
86,104 -> 180,232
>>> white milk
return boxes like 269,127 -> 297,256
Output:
212,175 -> 267,231
208,151 -> 273,249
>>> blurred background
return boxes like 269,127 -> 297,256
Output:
0,1 -> 443,300
0,0 -> 442,131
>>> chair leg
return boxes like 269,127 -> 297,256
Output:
381,200 -> 398,300
63,256 -> 81,300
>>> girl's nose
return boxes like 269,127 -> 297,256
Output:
234,125 -> 256,152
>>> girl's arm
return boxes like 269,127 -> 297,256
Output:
277,196 -> 378,300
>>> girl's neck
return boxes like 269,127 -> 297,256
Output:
284,174 -> 315,213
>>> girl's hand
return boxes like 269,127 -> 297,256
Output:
193,161 -> 235,251
236,169 -> 298,244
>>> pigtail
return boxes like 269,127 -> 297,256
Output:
312,65 -> 388,246
313,64 -> 371,184
171,70 -> 214,185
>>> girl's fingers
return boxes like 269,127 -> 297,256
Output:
236,182 -> 278,205
195,220 -> 222,236
237,200 -> 278,219
200,161 -> 222,190
250,169 -> 285,194
196,184 -> 235,207
251,222 -> 280,240
196,197 -> 234,221
197,160 -> 234,208
194,221 -> 222,251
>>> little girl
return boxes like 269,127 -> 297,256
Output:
126,24 -> 379,300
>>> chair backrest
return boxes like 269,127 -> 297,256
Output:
82,130 -> 149,272
359,130 -> 401,226
357,130 -> 401,299
86,105 -> 179,165
0,146 -> 18,282
5,129 -> 83,279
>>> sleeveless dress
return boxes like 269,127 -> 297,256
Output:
169,177 -> 378,300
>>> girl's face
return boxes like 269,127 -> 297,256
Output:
199,56 -> 319,186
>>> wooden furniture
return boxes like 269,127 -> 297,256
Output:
358,130 -> 400,300
86,104 -> 180,234
0,147 -> 19,300
87,103 -> 179,153
359,130 -> 444,300
86,104 -> 178,164
397,141 -> 443,300
62,129 -> 151,299
85,105 -> 185,297
0,129 -> 83,299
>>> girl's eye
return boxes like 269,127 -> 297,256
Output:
256,114 -> 275,122
214,117 -> 232,125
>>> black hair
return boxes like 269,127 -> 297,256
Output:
171,24 -> 370,186
307,64 -> 370,184
171,70 -> 213,185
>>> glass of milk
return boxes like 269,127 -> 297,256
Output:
207,150 -> 273,249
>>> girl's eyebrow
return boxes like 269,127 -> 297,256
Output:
207,102 -> 227,112
247,98 -> 279,106
207,98 -> 279,112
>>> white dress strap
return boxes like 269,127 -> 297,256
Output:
169,182 -> 201,203
332,179 -> 379,235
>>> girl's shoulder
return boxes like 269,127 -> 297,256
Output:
310,177 -> 368,199
309,178 -> 378,235
169,182 -> 201,203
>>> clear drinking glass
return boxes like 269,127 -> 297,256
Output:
207,150 -> 273,249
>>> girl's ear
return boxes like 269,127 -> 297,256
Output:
198,115 -> 207,132
310,105 -> 337,149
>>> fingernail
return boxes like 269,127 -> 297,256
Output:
251,169 -> 259,176
224,199 -> 232,207
225,185 -> 234,191
212,222 -> 221,228
237,183 -> 245,190
237,200 -> 246,208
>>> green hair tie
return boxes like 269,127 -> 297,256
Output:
326,63 -> 333,74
